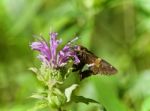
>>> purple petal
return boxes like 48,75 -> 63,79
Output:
73,55 -> 80,64
66,51 -> 80,64
57,44 -> 80,67
37,54 -> 49,64
31,32 -> 80,68
30,42 -> 45,51
62,45 -> 70,52
50,32 -> 62,66
30,41 -> 51,61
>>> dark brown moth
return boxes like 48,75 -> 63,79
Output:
73,45 -> 117,79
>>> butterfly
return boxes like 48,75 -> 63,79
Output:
73,45 -> 117,79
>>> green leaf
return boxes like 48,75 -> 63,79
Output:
30,93 -> 46,100
29,67 -> 38,74
142,96 -> 150,111
60,72 -> 80,90
77,77 -> 129,111
92,77 -> 129,111
72,95 -> 99,104
65,84 -> 78,102
30,91 -> 47,100
28,101 -> 48,111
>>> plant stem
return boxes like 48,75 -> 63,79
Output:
58,108 -> 62,111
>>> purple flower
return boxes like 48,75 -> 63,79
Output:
30,32 -> 80,68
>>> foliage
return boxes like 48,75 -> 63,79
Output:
0,0 -> 150,111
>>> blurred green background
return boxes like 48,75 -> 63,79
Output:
0,0 -> 150,111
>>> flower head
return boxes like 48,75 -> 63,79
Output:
29,32 -> 100,110
30,32 -> 80,68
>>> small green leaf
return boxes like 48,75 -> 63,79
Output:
72,95 -> 99,104
29,67 -> 38,74
65,84 -> 78,102
30,94 -> 45,100
28,101 -> 48,111
30,92 -> 47,100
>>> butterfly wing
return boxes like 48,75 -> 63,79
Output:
73,45 -> 117,79
90,59 -> 117,75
